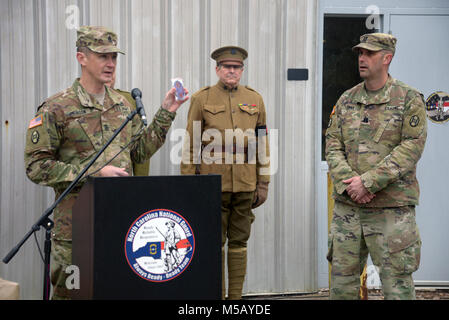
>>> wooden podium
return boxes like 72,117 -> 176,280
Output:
71,175 -> 221,300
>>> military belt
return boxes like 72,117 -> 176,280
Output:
221,145 -> 249,154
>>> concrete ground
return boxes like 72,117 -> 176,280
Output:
245,287 -> 449,300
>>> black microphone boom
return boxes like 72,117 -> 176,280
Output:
131,88 -> 148,127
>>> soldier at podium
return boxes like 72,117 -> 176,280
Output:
24,26 -> 188,299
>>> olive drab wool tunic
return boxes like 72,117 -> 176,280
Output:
181,81 -> 270,192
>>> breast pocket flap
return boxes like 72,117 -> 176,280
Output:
204,104 -> 226,114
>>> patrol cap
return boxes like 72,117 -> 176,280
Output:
76,26 -> 124,54
352,33 -> 397,54
211,46 -> 248,64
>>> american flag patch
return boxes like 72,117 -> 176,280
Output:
29,115 -> 43,128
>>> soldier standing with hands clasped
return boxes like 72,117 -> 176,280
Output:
181,46 -> 270,299
325,33 -> 427,299
24,26 -> 188,299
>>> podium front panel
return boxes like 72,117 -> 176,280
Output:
72,175 -> 221,300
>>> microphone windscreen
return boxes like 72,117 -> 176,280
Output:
131,88 -> 142,99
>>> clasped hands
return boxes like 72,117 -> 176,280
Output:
343,176 -> 375,204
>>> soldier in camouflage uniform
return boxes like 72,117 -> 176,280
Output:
325,33 -> 427,300
181,46 -> 270,299
24,26 -> 188,299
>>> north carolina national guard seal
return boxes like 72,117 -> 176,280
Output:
124,209 -> 195,282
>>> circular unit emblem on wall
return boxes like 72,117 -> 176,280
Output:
426,91 -> 449,123
124,209 -> 195,282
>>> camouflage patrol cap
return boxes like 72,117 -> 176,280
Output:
211,46 -> 248,64
76,26 -> 124,54
352,33 -> 397,54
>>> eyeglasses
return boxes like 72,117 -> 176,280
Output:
220,64 -> 244,70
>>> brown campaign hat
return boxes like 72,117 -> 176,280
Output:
76,26 -> 124,54
211,46 -> 248,64
352,33 -> 397,54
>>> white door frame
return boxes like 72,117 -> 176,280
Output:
315,0 -> 449,288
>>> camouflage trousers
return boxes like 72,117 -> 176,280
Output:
327,201 -> 421,300
221,191 -> 255,300
50,240 -> 72,300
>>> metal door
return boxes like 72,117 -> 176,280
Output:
317,0 -> 449,288
389,12 -> 449,285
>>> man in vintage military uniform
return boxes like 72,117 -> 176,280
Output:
24,26 -> 188,299
106,71 -> 150,176
181,46 -> 270,299
325,33 -> 427,299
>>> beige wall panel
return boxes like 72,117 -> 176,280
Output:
0,0 -> 318,298
1,0 -> 46,299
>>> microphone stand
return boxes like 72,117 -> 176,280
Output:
3,107 -> 142,300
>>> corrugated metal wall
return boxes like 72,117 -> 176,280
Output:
0,0 -> 318,299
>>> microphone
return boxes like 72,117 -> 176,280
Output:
131,88 -> 148,127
